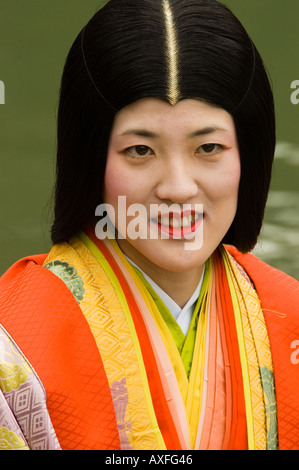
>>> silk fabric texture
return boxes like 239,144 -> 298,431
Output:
41,233 -> 277,450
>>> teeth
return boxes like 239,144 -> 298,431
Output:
172,217 -> 181,228
158,213 -> 200,228
160,216 -> 172,227
183,215 -> 192,227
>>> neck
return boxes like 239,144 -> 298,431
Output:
119,241 -> 204,308
142,266 -> 204,308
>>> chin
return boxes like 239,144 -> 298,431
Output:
145,246 -> 209,273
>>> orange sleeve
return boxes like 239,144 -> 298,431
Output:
0,256 -> 120,450
226,245 -> 299,450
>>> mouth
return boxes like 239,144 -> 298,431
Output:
152,210 -> 203,238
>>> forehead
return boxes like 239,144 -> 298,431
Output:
110,98 -> 235,135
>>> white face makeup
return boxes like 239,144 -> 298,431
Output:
103,98 -> 240,286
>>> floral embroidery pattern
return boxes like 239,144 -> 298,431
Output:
0,427 -> 28,450
111,378 -> 133,450
260,366 -> 278,450
0,327 -> 61,450
0,363 -> 28,393
44,260 -> 85,304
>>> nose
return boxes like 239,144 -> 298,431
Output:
155,158 -> 199,203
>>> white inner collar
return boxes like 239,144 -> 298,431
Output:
125,256 -> 205,336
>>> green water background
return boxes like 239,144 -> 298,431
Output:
0,0 -> 298,279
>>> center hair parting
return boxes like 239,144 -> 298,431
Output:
162,0 -> 180,105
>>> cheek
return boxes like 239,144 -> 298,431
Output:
104,167 -> 121,201
104,153 -> 154,206
223,165 -> 241,196
209,157 -> 240,202
229,157 -> 241,196
103,158 -> 131,205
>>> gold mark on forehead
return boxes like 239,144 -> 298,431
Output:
162,0 -> 180,105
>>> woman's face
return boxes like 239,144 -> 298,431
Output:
103,98 -> 240,278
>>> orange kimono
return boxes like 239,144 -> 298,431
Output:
0,234 -> 298,450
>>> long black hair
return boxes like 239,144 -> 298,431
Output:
51,0 -> 275,253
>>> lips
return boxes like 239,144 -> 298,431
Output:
159,212 -> 198,228
153,210 -> 203,238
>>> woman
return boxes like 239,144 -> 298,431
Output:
1,0 -> 299,450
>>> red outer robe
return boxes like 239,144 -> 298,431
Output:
0,246 -> 299,450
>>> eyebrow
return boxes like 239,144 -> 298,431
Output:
120,126 -> 229,138
188,127 -> 229,138
120,129 -> 159,138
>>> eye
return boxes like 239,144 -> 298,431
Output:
125,145 -> 154,158
196,143 -> 224,155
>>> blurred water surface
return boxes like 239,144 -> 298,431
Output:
254,142 -> 299,279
